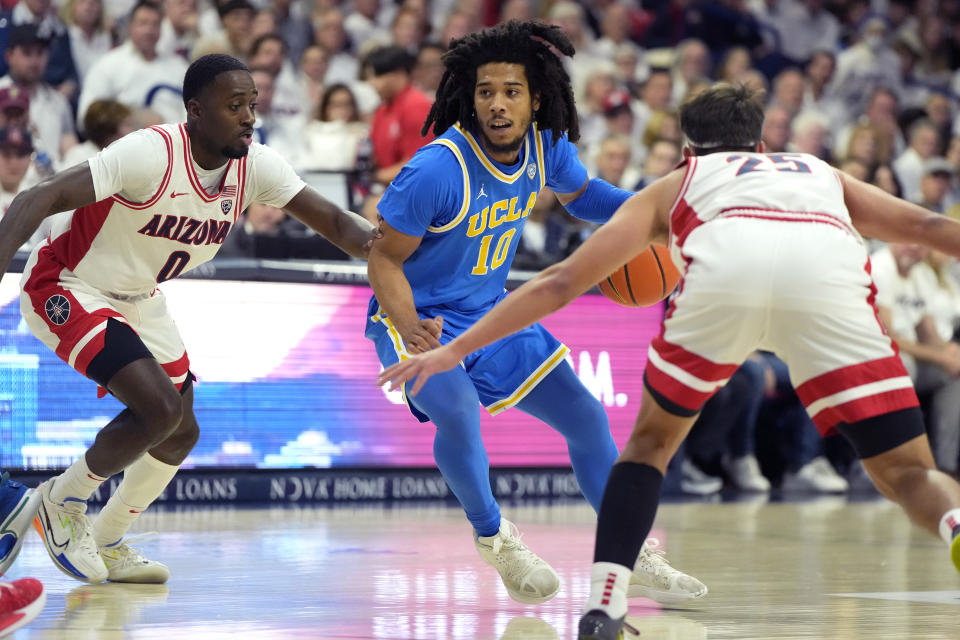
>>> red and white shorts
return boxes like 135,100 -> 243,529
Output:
19,245 -> 191,392
646,216 -> 918,435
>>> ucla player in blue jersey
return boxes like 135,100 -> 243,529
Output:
366,20 -> 706,606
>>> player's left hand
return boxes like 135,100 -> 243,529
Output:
377,345 -> 460,396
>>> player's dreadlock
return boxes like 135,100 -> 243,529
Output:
422,19 -> 580,144
182,54 -> 250,107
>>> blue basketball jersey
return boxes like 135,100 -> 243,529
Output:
376,123 -> 587,312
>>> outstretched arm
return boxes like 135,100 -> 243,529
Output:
841,171 -> 960,252
282,186 -> 378,259
0,162 -> 97,275
377,170 -> 680,394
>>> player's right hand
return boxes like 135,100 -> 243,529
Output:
402,317 -> 444,354
378,344 -> 461,396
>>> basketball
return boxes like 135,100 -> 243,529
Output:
597,244 -> 681,307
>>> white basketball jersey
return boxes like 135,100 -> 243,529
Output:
44,124 -> 247,296
669,152 -> 857,258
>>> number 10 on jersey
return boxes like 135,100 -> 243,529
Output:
471,229 -> 517,275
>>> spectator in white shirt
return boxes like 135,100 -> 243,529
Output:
156,0 -> 199,61
248,32 -> 305,122
833,15 -> 902,116
914,157 -> 954,214
314,7 -> 357,86
63,0 -> 112,82
894,119 -> 943,204
298,44 -> 327,116
296,82 -> 368,172
800,50 -> 845,131
249,66 -> 301,161
271,0 -> 314,66
0,24 -> 76,167
873,241 -> 960,474
191,0 -> 254,61
767,0 -> 840,64
79,1 -> 188,126
344,0 -> 388,54
0,126 -> 44,249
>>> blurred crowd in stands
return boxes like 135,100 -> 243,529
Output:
2,0 -> 960,494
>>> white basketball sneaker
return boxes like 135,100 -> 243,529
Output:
99,535 -> 169,584
475,519 -> 560,604
33,479 -> 108,584
628,538 -> 707,604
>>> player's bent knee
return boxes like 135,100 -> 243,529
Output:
143,390 -> 186,444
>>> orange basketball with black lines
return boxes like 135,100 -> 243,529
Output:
597,244 -> 681,307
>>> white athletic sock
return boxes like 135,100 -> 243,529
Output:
93,454 -> 179,548
938,509 -> 960,545
583,561 -> 632,620
50,456 -> 108,504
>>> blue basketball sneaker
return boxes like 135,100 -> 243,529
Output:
0,473 -> 41,576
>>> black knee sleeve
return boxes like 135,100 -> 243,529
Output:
85,318 -> 155,388
835,407 -> 926,459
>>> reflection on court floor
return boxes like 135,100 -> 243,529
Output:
7,499 -> 959,639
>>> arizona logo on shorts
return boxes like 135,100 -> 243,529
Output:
44,294 -> 70,325
221,199 -> 233,215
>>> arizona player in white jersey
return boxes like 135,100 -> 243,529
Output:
0,54 -> 376,585
378,84 -> 960,640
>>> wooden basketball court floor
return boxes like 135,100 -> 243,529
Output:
5,496 -> 960,639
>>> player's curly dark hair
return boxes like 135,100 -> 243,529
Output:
422,19 -> 580,144
182,54 -> 250,107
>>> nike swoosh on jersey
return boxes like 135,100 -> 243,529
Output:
170,192 -> 189,198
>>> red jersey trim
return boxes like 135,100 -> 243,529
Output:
112,126 -> 174,210
234,155 -> 247,223
179,124 -> 234,202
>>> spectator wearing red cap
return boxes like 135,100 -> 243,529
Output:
0,24 -> 77,168
0,86 -> 30,127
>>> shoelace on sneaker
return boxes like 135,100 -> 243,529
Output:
484,523 -> 549,582
56,501 -> 97,547
639,538 -> 676,577
103,532 -> 158,565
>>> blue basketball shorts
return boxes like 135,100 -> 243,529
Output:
365,294 -> 569,422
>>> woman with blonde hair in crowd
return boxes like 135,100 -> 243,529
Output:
843,124 -> 883,169
641,109 -> 681,150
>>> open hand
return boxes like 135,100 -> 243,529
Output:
377,343 -> 460,395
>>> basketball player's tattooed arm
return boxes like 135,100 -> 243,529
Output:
840,171 -> 960,255
282,186 -> 379,259
378,171 -> 679,394
367,220 -> 443,354
0,161 -> 96,275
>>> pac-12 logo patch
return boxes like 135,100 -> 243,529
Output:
45,294 -> 70,325
526,164 -> 536,179
221,199 -> 233,215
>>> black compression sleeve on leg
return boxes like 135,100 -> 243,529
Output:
593,462 -> 664,567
